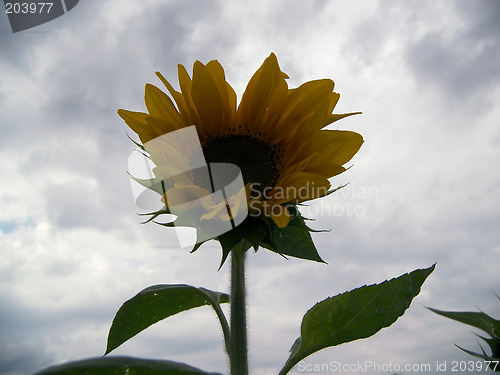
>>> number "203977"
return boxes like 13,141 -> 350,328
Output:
5,2 -> 54,14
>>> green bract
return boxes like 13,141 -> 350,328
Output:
429,295 -> 500,372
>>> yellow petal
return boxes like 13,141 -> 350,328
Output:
191,61 -> 224,135
269,205 -> 290,228
146,130 -> 201,173
281,80 -> 334,127
200,202 -> 226,221
145,116 -> 176,138
285,129 -> 363,174
153,166 -> 193,185
178,64 -> 201,127
117,109 -> 156,143
206,60 -> 236,129
280,152 -> 317,175
325,111 -> 362,125
155,71 -> 192,122
310,130 -> 364,166
328,92 -> 340,112
271,80 -> 334,146
288,94 -> 332,143
271,172 -> 330,204
238,53 -> 288,135
305,160 -> 346,178
165,184 -> 210,209
144,84 -> 186,131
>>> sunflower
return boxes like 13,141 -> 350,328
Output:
119,53 -> 362,229
118,53 -> 363,260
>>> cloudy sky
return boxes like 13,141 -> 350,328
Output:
1,1 -> 500,374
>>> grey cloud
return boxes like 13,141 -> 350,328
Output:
0,291 -> 115,375
345,0 -> 500,106
457,0 -> 500,43
24,153 -> 139,233
0,297 -> 61,375
1,0 -> 239,139
344,0 -> 419,67
0,311 -> 52,375
405,0 -> 500,103
0,28 -> 51,70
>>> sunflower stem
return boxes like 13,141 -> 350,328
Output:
230,247 -> 249,375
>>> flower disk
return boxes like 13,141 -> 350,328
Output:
202,134 -> 282,197
118,53 -> 363,229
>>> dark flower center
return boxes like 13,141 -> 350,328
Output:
202,134 -> 282,197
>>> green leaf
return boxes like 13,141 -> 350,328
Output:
34,356 -> 223,375
278,264 -> 435,375
427,308 -> 500,338
262,208 -> 325,263
106,285 -> 229,355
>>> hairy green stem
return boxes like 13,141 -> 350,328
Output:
209,296 -> 231,358
230,249 -> 249,375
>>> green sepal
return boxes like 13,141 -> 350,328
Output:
260,206 -> 325,263
474,334 -> 500,359
153,220 -> 176,228
320,183 -> 348,198
455,345 -> 500,371
34,356 -> 223,375
153,215 -> 212,254
236,216 -> 269,251
127,133 -> 146,152
189,240 -> 209,253
128,173 -> 169,196
278,264 -> 435,375
216,229 -> 252,270
105,284 -> 229,355
138,207 -> 172,223
304,225 -> 330,233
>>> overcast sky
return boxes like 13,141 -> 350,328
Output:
1,1 -> 500,374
